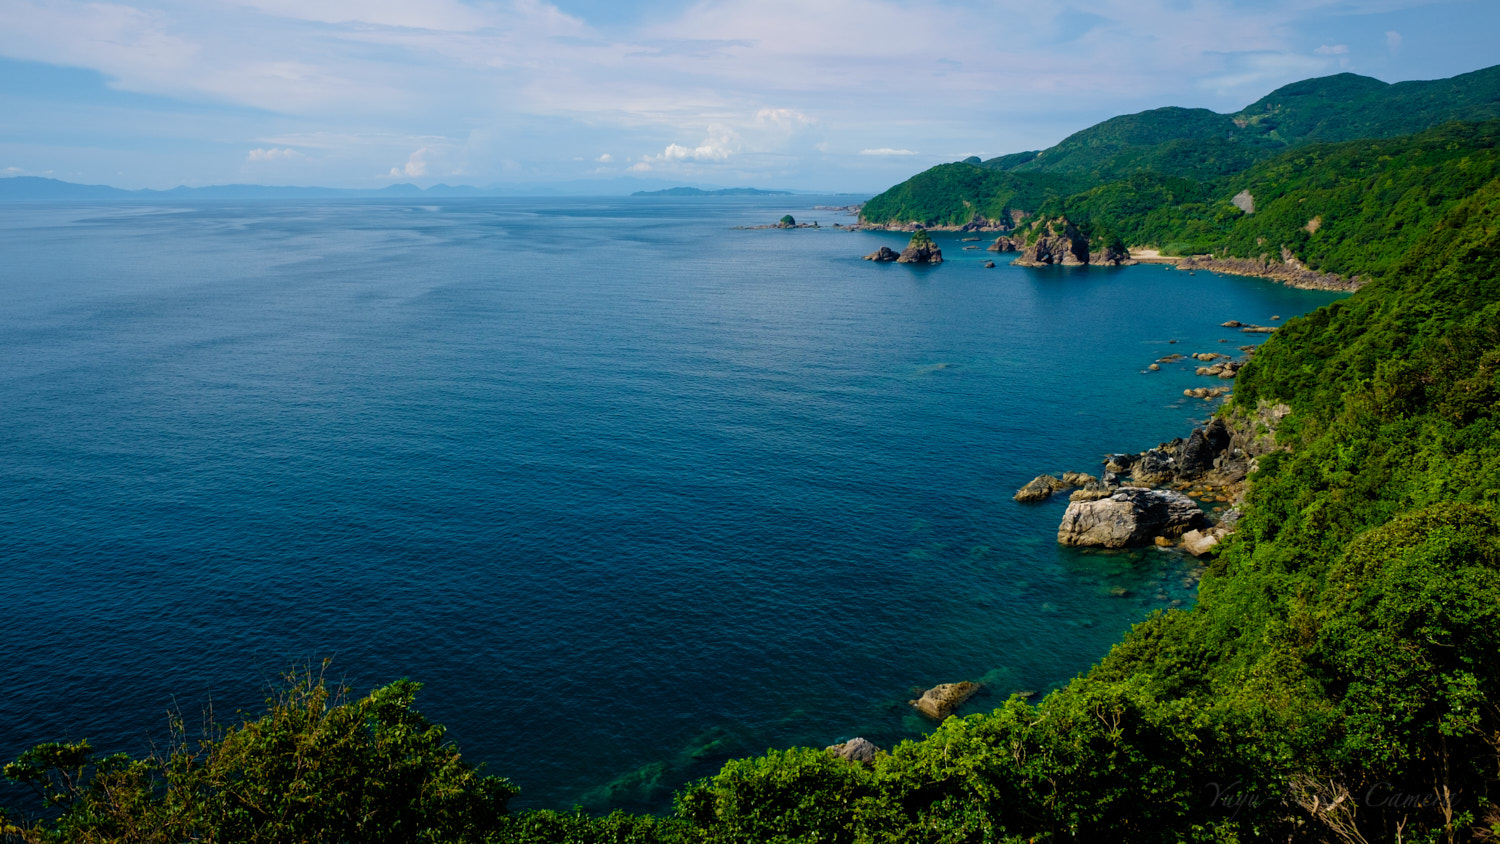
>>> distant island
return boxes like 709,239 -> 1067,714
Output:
630,187 -> 793,197
0,176 -> 807,201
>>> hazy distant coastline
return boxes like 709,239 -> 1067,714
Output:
0,176 -> 847,201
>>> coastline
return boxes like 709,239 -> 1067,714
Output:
1131,247 -> 1363,292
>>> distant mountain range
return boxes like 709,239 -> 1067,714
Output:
0,177 -> 817,202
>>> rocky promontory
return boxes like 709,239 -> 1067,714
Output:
1009,218 -> 1137,267
1019,398 -> 1293,554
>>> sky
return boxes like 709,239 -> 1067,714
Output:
1,0 -> 1497,193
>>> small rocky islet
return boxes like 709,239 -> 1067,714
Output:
863,228 -> 943,263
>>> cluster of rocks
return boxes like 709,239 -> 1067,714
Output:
1016,403 -> 1294,556
1185,386 -> 1230,399
909,681 -> 980,720
1014,471 -> 1107,503
1198,359 -> 1243,378
864,230 -> 943,264
1176,247 -> 1362,292
993,218 -> 1137,268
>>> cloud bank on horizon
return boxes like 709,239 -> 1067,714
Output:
0,0 -> 1495,192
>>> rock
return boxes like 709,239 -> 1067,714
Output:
1220,321 -> 1243,328
1061,472 -> 1095,487
826,737 -> 882,764
1148,363 -> 1160,371
983,260 -> 996,268
909,681 -> 981,720
987,236 -> 1019,253
1157,354 -> 1185,363
1181,527 -> 1226,557
1132,448 -> 1176,485
1013,219 -> 1089,266
1014,474 -> 1067,502
1104,453 -> 1136,474
1154,536 -> 1174,547
1241,325 -> 1276,334
897,230 -> 943,264
1069,480 -> 1115,502
1203,418 -> 1231,452
1176,427 -> 1223,478
961,237 -> 980,242
1231,190 -> 1255,214
1057,488 -> 1206,548
1088,241 -> 1136,266
863,246 -> 900,262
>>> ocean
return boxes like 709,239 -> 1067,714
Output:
0,196 -> 1342,812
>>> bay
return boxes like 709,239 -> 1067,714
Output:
0,196 -> 1341,812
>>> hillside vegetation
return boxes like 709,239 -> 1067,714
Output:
862,64 -> 1500,230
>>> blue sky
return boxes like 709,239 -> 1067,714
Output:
1,0 -> 1497,192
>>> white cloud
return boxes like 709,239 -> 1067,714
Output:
246,147 -> 304,161
597,153 -> 613,163
389,146 -> 431,178
1387,30 -> 1404,52
859,148 -> 916,156
755,107 -> 813,128
630,127 -> 740,171
1314,44 -> 1348,56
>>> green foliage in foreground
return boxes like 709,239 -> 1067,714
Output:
10,184 -> 1500,843
3,666 -> 516,843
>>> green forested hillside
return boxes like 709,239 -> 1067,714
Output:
861,65 -> 1500,231
1035,120 -> 1500,275
854,163 -> 1081,226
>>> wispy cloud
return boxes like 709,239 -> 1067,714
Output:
0,0 -> 1483,190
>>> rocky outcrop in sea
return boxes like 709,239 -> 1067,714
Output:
863,246 -> 900,262
896,230 -> 943,264
909,681 -> 980,720
1057,488 -> 1205,548
1008,218 -> 1137,268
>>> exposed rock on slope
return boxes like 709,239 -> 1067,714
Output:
826,737 -> 882,764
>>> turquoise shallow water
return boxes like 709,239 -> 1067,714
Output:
0,197 -> 1342,812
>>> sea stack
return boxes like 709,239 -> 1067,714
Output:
896,229 -> 943,263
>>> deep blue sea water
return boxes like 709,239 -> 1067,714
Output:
0,197 -> 1343,812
